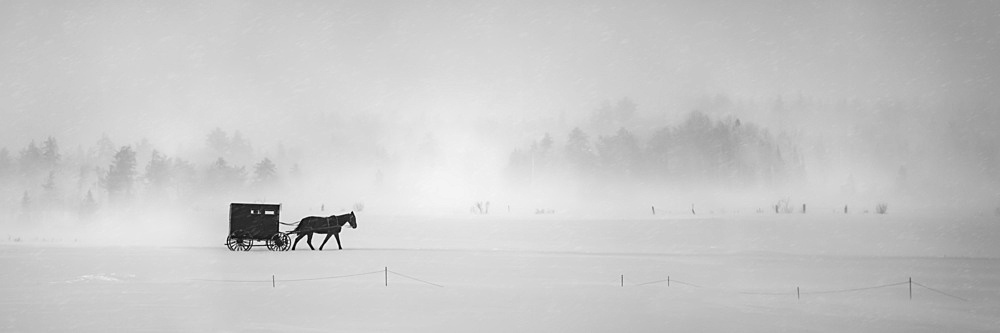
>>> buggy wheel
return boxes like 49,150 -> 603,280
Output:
226,235 -> 252,251
267,233 -> 291,251
226,235 -> 239,251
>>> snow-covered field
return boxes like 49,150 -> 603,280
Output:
3,212 -> 1000,332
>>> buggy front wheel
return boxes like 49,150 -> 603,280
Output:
267,233 -> 291,251
226,235 -> 252,251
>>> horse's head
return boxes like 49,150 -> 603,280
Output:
348,211 -> 358,229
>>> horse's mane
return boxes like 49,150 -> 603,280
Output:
327,212 -> 353,226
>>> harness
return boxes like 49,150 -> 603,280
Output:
282,214 -> 353,234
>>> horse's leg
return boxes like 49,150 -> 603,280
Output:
334,232 -> 342,250
306,233 -> 315,250
292,233 -> 307,250
319,233 -> 333,251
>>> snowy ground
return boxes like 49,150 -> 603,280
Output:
3,212 -> 1000,332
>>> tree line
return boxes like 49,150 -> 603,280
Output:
506,109 -> 804,189
0,128 -> 292,220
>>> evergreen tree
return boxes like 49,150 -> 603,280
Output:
171,158 -> 198,200
516,133 -> 556,179
77,165 -> 92,192
105,146 -> 137,202
230,131 -> 253,158
592,98 -> 638,130
41,136 -> 60,169
41,171 -> 56,192
671,111 -> 716,178
565,127 -> 595,172
21,190 -> 31,212
145,150 -> 172,197
539,133 -> 554,153
19,140 -> 43,176
0,148 -> 12,180
506,148 -> 533,183
595,128 -> 642,177
41,171 -> 58,207
646,127 -> 673,177
206,157 -> 246,192
95,134 -> 116,163
80,189 -> 97,218
206,128 -> 229,156
614,98 -> 637,122
253,158 -> 277,186
134,138 -> 153,161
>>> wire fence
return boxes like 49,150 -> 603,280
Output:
192,270 -> 384,284
912,281 -> 970,301
800,281 -> 910,296
193,267 -> 444,288
388,270 -> 445,288
194,270 -> 970,301
635,277 -> 704,288
632,275 -> 969,301
279,270 -> 385,283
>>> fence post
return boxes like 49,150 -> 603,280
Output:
385,267 -> 388,287
909,277 -> 912,300
667,276 -> 670,287
272,275 -> 275,288
797,286 -> 800,300
621,274 -> 624,287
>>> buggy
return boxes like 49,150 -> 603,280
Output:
225,203 -> 291,251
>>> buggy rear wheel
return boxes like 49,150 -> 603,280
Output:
226,234 -> 253,251
267,233 -> 291,251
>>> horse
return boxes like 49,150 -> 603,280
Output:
291,211 -> 357,251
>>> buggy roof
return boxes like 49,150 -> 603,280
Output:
230,203 -> 281,209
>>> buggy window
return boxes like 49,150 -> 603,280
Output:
246,208 -> 276,215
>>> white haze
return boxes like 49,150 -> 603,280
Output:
1,0 -> 999,240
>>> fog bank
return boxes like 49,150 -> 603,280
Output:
2,1 -> 999,234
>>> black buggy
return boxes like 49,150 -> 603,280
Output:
226,203 -> 291,251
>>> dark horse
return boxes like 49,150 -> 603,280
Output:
292,211 -> 357,250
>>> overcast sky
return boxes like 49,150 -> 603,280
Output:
1,0 -> 998,151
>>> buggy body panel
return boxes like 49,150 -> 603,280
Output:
229,203 -> 281,240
